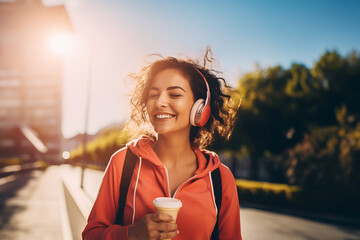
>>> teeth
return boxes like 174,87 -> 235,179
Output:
155,114 -> 173,119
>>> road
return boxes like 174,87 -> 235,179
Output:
240,206 -> 360,240
0,165 -> 359,240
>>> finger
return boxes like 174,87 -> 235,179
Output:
156,222 -> 177,232
159,230 -> 179,239
153,213 -> 174,223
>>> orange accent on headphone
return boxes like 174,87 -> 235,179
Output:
190,67 -> 211,127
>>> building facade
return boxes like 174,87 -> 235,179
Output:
0,0 -> 73,163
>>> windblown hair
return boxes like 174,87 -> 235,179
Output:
126,47 -> 239,148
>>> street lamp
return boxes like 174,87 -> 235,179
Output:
80,40 -> 93,189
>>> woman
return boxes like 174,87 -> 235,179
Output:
82,49 -> 242,240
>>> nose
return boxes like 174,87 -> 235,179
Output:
155,93 -> 168,108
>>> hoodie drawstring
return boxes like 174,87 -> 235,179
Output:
132,155 -> 142,224
209,171 -> 218,216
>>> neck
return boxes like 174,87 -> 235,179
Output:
154,134 -> 195,167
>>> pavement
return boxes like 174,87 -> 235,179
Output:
0,163 -> 105,240
240,206 -> 360,240
0,166 -> 68,240
0,161 -> 45,178
1,164 -> 360,240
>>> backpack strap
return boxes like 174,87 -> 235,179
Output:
115,148 -> 137,225
211,167 -> 222,240
204,153 -> 222,240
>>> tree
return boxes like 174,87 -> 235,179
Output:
226,50 -> 360,181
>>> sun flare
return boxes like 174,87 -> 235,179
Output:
49,32 -> 74,56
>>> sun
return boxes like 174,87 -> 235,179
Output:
49,32 -> 74,56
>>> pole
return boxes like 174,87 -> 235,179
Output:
80,41 -> 93,189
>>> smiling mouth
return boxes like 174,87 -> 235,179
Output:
155,114 -> 175,119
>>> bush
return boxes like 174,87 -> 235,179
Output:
236,179 -> 360,218
68,126 -> 131,166
236,179 -> 301,207
0,158 -> 22,168
284,123 -> 360,191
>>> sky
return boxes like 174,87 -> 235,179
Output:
43,0 -> 360,138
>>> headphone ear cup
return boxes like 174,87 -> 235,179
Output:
190,99 -> 205,126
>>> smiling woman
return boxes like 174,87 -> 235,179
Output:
82,48 -> 242,240
128,50 -> 239,148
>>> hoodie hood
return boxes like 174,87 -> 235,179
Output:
126,136 -> 221,177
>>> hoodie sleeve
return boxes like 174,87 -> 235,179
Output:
82,148 -> 130,240
218,164 -> 242,240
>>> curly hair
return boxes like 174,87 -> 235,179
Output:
126,48 -> 239,148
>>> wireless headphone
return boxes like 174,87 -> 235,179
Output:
190,67 -> 211,127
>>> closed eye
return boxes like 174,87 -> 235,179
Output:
148,94 -> 159,99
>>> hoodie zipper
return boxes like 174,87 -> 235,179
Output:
163,166 -> 197,198
163,166 -> 171,197
173,175 -> 197,198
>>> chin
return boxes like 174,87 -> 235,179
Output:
154,126 -> 191,137
153,127 -> 171,135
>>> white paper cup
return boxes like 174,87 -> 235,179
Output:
153,197 -> 182,240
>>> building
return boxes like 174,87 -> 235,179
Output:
0,0 -> 73,163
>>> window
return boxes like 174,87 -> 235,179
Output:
25,98 -> 57,107
0,139 -> 15,147
25,78 -> 58,87
0,78 -> 21,87
0,89 -> 20,98
0,99 -> 21,108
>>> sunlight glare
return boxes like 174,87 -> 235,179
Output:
49,32 -> 74,56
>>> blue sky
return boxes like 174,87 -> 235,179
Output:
54,0 -> 360,138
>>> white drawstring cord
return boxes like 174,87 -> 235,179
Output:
208,171 -> 218,216
132,155 -> 142,224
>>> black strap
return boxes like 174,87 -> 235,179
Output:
115,149 -> 137,225
211,167 -> 222,240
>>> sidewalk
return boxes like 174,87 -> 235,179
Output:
0,166 -> 69,240
0,164 -> 98,240
0,164 -> 105,240
0,161 -> 45,178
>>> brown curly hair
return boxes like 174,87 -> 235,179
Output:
126,48 -> 239,148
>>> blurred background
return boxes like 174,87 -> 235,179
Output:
0,0 -> 359,239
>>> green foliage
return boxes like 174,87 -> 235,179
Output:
236,179 -> 360,217
285,123 -> 360,190
236,179 -> 301,201
228,49 -> 360,183
312,50 -> 360,123
68,125 -> 131,166
0,158 -> 22,168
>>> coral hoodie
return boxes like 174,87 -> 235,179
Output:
82,136 -> 242,240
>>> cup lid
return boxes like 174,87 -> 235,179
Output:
153,197 -> 182,208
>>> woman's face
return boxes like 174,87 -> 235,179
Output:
146,68 -> 195,137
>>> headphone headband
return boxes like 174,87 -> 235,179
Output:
193,67 -> 210,107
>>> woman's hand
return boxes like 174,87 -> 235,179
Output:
128,213 -> 179,240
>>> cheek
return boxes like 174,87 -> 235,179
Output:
145,100 -> 153,112
175,100 -> 193,116
145,102 -> 154,120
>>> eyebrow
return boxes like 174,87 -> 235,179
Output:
149,86 -> 186,92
